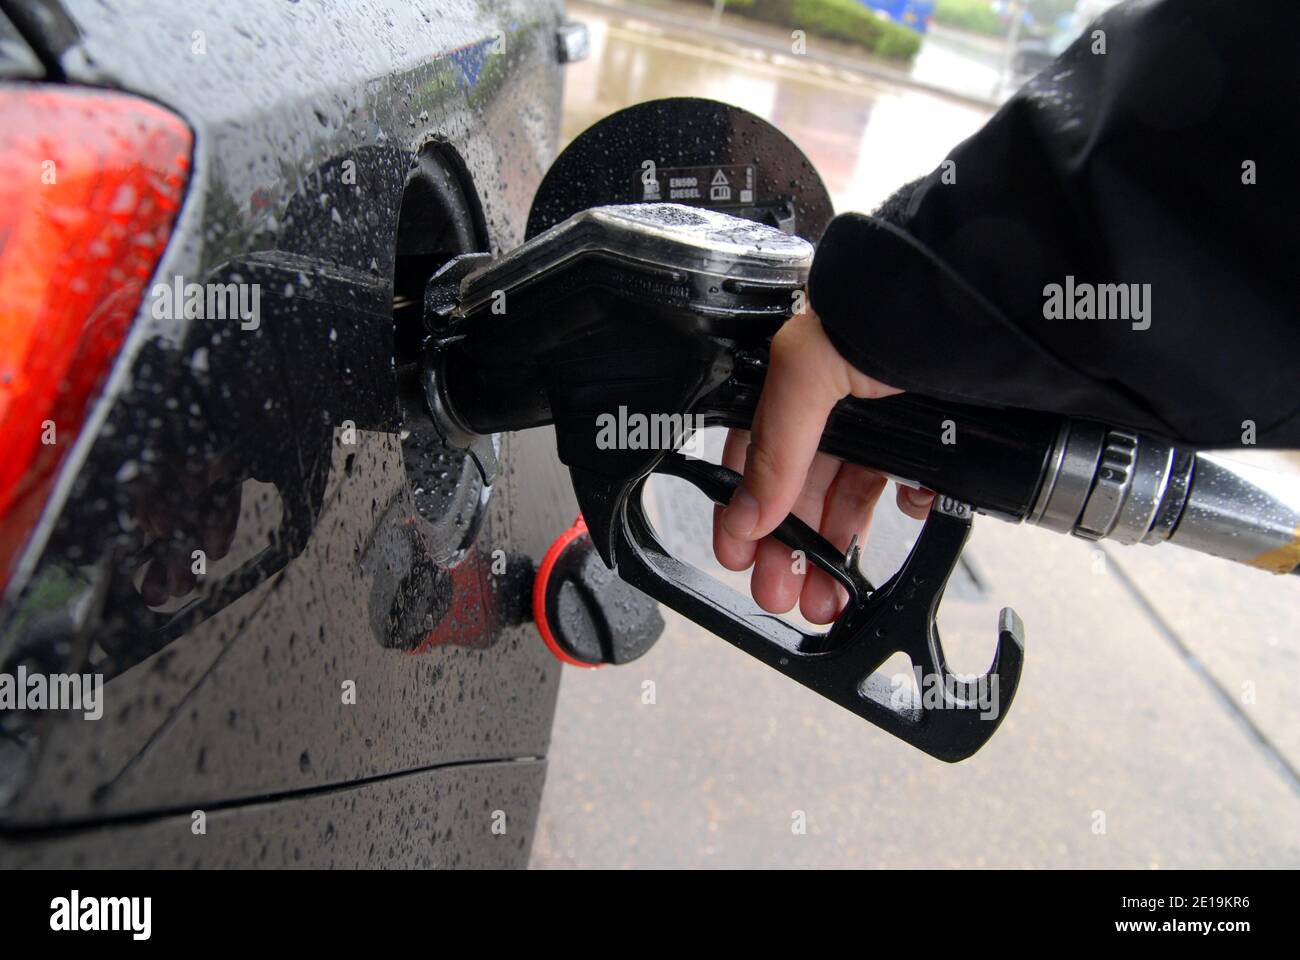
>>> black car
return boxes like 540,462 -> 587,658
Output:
0,0 -> 588,868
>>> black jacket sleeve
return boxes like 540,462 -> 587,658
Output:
807,0 -> 1300,449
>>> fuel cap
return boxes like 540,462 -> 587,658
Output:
527,97 -> 834,243
533,516 -> 664,667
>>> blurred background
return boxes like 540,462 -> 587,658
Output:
531,0 -> 1300,868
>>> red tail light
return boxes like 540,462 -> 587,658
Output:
0,87 -> 192,591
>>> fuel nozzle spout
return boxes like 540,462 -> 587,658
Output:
1170,455 -> 1300,575
1028,423 -> 1300,575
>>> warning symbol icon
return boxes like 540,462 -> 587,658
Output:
709,169 -> 731,202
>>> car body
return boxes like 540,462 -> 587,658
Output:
0,0 -> 580,868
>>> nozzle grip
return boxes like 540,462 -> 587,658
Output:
699,356 -> 1063,522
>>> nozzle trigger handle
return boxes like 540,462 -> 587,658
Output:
574,452 -> 1025,762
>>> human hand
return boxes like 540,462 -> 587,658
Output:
712,308 -> 934,623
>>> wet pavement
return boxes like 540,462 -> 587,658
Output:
531,1 -> 1300,868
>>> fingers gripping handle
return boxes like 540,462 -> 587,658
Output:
574,454 -> 1025,762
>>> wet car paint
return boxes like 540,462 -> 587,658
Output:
4,758 -> 547,868
0,0 -> 574,867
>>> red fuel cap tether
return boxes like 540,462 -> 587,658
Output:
532,514 -> 663,668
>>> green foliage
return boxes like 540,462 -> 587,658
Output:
933,0 -> 1004,36
782,0 -> 923,61
872,21 -> 925,60
752,0 -> 795,18
680,0 -> 923,61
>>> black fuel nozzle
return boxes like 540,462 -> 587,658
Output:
417,203 -> 1023,761
423,201 -> 812,537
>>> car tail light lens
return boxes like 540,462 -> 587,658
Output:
0,86 -> 192,591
